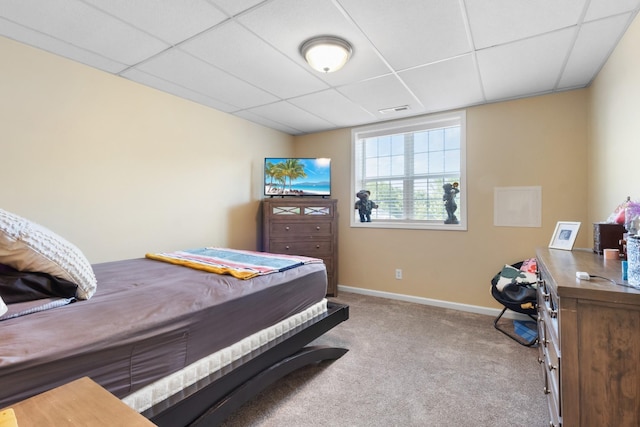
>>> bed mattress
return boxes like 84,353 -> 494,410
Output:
0,257 -> 327,408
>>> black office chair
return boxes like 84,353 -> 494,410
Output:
490,261 -> 538,347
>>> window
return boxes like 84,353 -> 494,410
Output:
351,111 -> 466,230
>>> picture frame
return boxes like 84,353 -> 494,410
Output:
549,221 -> 581,250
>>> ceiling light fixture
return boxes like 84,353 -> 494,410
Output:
300,36 -> 353,73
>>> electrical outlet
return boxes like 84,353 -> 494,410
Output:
395,269 -> 402,280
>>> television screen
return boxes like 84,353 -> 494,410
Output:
264,158 -> 331,196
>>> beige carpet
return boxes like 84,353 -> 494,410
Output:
220,291 -> 548,427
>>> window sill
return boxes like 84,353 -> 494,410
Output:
349,220 -> 467,231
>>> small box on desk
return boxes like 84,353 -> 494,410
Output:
593,222 -> 626,254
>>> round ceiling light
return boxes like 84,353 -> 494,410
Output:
300,36 -> 353,73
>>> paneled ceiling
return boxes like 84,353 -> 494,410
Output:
1,0 -> 639,135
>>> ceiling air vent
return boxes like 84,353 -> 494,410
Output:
378,105 -> 410,114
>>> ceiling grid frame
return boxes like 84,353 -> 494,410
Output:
0,0 -> 638,135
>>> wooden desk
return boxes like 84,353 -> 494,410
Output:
1,377 -> 156,427
536,248 -> 640,427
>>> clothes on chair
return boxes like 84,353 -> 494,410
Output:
493,262 -> 537,292
491,259 -> 538,346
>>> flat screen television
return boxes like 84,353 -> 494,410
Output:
264,157 -> 331,197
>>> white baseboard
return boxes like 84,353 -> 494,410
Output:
337,285 -> 533,321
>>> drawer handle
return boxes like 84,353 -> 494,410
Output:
285,245 -> 290,250
316,226 -> 321,230
538,319 -> 547,346
285,226 -> 290,231
316,244 -> 320,249
538,281 -> 549,299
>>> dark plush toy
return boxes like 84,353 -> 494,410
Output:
354,190 -> 378,222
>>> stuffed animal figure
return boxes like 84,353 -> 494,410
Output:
443,182 -> 460,224
354,190 -> 378,222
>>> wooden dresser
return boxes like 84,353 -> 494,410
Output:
262,198 -> 338,296
536,248 -> 640,427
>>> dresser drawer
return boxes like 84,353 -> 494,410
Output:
537,366 -> 560,427
267,203 -> 335,218
539,309 -> 561,425
546,382 -> 561,427
544,337 -> 561,406
537,274 -> 559,335
269,240 -> 333,257
270,221 -> 333,237
537,264 -> 562,425
537,311 -> 547,364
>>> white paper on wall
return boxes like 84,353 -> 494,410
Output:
494,186 -> 542,227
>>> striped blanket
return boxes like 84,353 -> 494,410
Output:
145,247 -> 323,279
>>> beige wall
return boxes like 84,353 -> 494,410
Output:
295,91 -> 589,308
588,13 -> 640,225
0,37 -> 293,263
9,14 -> 638,310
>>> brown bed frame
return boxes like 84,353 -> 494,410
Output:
142,301 -> 349,426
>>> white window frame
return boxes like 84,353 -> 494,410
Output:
350,110 -> 467,230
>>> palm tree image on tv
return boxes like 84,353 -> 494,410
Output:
264,158 -> 331,196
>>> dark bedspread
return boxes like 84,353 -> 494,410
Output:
0,257 -> 327,408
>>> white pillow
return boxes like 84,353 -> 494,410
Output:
0,208 -> 96,299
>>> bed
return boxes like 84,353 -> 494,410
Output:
0,209 -> 349,426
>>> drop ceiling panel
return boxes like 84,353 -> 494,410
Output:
338,75 -> 424,118
82,0 -> 228,45
0,18 -> 128,73
0,0 -> 169,65
585,0 -> 640,21
477,29 -> 575,101
133,48 -> 278,109
288,89 -> 375,127
233,109 -> 303,135
465,0 -> 585,49
121,68 -> 238,113
207,0 -> 266,17
245,101 -> 334,134
399,54 -> 485,113
180,21 -> 328,99
338,0 -> 471,69
559,13 -> 633,89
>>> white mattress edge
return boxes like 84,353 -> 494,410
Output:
122,298 -> 328,413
